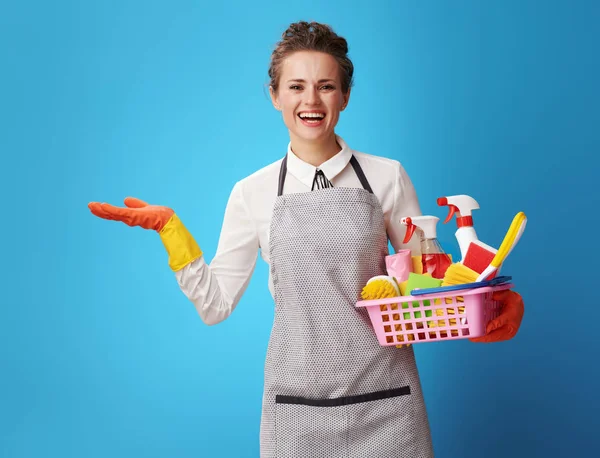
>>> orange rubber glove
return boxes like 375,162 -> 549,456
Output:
470,289 -> 524,343
88,197 -> 202,271
88,197 -> 174,230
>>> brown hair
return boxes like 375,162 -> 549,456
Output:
268,21 -> 354,94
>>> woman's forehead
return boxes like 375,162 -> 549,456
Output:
281,51 -> 340,81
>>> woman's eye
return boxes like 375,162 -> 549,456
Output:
320,85 -> 335,91
290,85 -> 302,90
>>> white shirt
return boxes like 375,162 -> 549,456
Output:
175,136 -> 423,325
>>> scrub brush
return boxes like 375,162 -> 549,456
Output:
361,276 -> 413,348
441,262 -> 479,287
361,275 -> 400,305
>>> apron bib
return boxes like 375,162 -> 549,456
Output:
260,155 -> 434,458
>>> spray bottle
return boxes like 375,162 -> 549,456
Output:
437,195 -> 498,273
401,216 -> 452,279
436,195 -> 482,261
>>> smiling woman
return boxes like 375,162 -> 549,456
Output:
88,19 -> 524,458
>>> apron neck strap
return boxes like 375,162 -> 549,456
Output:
349,155 -> 374,194
277,154 -> 373,196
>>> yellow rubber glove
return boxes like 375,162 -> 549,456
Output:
88,197 -> 202,271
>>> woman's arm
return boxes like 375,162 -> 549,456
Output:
175,180 -> 259,325
88,180 -> 260,326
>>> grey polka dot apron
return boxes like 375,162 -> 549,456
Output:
260,154 -> 434,457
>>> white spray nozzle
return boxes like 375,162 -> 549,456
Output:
437,195 -> 480,226
401,216 -> 440,244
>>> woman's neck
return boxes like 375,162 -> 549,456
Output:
290,132 -> 341,167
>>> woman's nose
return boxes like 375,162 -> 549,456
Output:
305,88 -> 321,105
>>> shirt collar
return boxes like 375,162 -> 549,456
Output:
286,135 -> 353,188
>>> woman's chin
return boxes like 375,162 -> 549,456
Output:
290,126 -> 334,144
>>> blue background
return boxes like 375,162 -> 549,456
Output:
2,1 -> 598,457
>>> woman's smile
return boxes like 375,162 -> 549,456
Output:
297,110 -> 326,127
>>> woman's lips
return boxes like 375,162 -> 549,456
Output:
298,113 -> 326,127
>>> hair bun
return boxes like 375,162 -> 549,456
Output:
284,21 -> 310,38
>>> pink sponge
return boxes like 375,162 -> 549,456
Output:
463,241 -> 497,276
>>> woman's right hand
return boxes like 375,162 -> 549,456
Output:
88,197 -> 203,271
88,197 -> 175,232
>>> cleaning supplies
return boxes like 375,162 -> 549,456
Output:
410,276 -> 512,296
401,216 -> 452,279
385,249 -> 412,285
441,263 -> 481,287
476,212 -> 527,281
361,275 -> 400,305
442,211 -> 527,285
462,240 -> 498,276
437,195 -> 497,272
437,195 -> 479,259
357,195 -> 527,347
404,273 -> 443,319
411,256 -> 423,274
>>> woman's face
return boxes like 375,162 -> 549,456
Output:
270,51 -> 350,146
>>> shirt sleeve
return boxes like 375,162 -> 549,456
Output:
175,180 -> 259,325
387,161 -> 424,255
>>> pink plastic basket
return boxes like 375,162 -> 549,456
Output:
355,283 -> 512,345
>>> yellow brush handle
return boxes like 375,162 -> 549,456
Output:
490,212 -> 526,268
476,212 -> 526,282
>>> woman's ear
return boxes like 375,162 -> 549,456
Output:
341,89 -> 351,111
269,86 -> 281,111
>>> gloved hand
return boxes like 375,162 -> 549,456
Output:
88,197 -> 174,231
470,289 -> 524,343
88,197 -> 203,271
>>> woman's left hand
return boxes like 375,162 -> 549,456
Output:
470,289 -> 524,343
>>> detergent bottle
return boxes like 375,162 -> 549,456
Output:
437,195 -> 481,261
401,216 -> 452,279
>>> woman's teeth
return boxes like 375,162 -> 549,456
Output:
299,113 -> 325,123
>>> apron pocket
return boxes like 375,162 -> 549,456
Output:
275,394 -> 348,458
274,386 -> 416,458
345,386 -> 418,458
